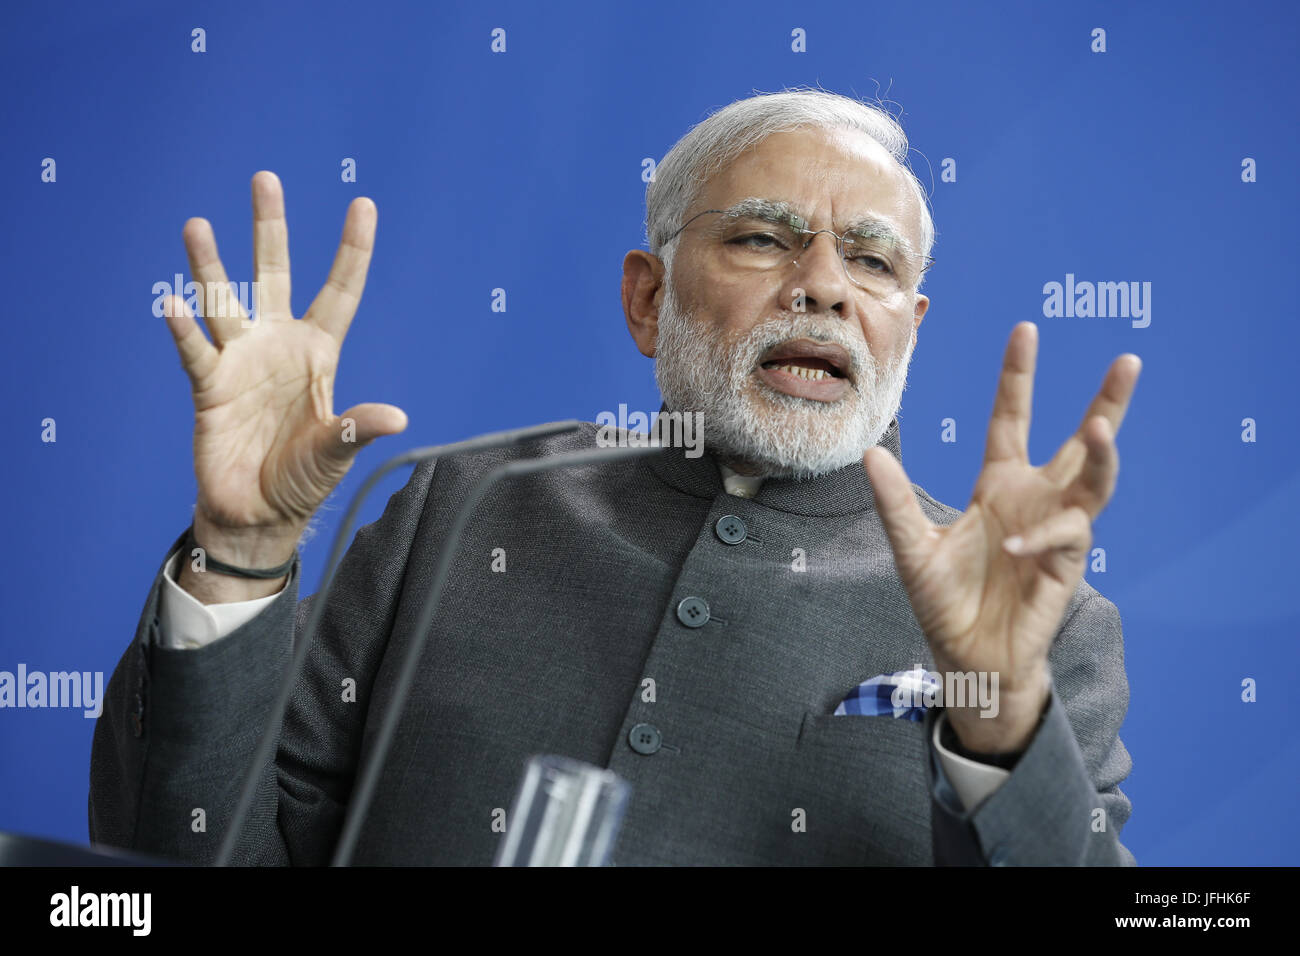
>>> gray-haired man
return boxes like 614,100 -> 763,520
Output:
91,89 -> 1140,865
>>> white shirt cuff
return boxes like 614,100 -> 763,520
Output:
932,710 -> 1012,812
157,549 -> 285,650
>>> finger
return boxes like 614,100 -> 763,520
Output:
1043,353 -> 1141,484
1002,505 -> 1091,562
1063,415 -> 1119,516
251,170 -> 292,321
325,403 -> 409,459
161,295 -> 218,387
982,321 -> 1038,467
182,217 -> 248,346
305,197 -> 378,341
864,446 -> 935,573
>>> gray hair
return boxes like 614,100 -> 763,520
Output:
645,87 -> 936,290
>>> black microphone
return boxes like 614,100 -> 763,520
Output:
214,420 -> 584,867
329,441 -> 663,867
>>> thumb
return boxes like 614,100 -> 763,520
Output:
863,446 -> 933,571
323,403 -> 409,458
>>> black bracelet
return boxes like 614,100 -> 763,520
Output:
940,714 -> 1024,770
183,524 -> 297,580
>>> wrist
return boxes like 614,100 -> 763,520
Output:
191,509 -> 302,570
174,547 -> 291,605
940,714 -> 1024,770
945,681 -> 1049,755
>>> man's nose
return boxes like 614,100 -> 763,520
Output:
782,230 -> 850,315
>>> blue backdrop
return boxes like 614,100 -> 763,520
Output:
2,0 -> 1296,865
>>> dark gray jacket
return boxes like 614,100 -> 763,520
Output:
89,419 -> 1135,865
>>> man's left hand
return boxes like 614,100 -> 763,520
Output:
863,321 -> 1141,755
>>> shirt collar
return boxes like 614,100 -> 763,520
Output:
717,463 -> 765,499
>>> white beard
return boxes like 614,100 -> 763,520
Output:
653,272 -> 916,480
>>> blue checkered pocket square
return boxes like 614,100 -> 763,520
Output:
832,668 -> 939,721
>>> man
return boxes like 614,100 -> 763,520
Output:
90,89 -> 1141,865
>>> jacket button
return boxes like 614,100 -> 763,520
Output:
676,597 -> 710,628
714,514 -> 747,545
628,723 -> 662,755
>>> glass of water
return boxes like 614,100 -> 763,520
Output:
493,755 -> 631,867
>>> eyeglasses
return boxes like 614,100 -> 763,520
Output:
661,207 -> 934,293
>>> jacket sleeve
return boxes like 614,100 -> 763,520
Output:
88,460 -> 438,865
925,587 -> 1137,866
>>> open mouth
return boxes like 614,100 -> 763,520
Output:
755,339 -> 853,401
759,356 -> 846,382
757,339 -> 851,380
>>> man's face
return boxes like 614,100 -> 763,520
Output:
629,126 -> 930,479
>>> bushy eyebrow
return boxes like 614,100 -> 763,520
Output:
719,197 -> 918,261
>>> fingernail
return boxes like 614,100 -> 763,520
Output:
1003,536 -> 1024,553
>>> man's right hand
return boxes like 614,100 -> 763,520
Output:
162,171 -> 408,604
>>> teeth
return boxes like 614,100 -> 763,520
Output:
772,364 -> 830,381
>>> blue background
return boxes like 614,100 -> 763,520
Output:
1,0 -> 1296,865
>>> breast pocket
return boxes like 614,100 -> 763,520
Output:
799,711 -> 927,755
792,711 -> 933,865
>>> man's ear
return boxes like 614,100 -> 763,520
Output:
913,292 -> 929,334
622,250 -> 664,358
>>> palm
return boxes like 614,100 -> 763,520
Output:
901,460 -> 1091,689
864,322 -> 1141,695
162,171 -> 407,534
191,320 -> 350,527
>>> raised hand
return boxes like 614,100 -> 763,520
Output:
863,321 -> 1140,753
162,171 -> 407,591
